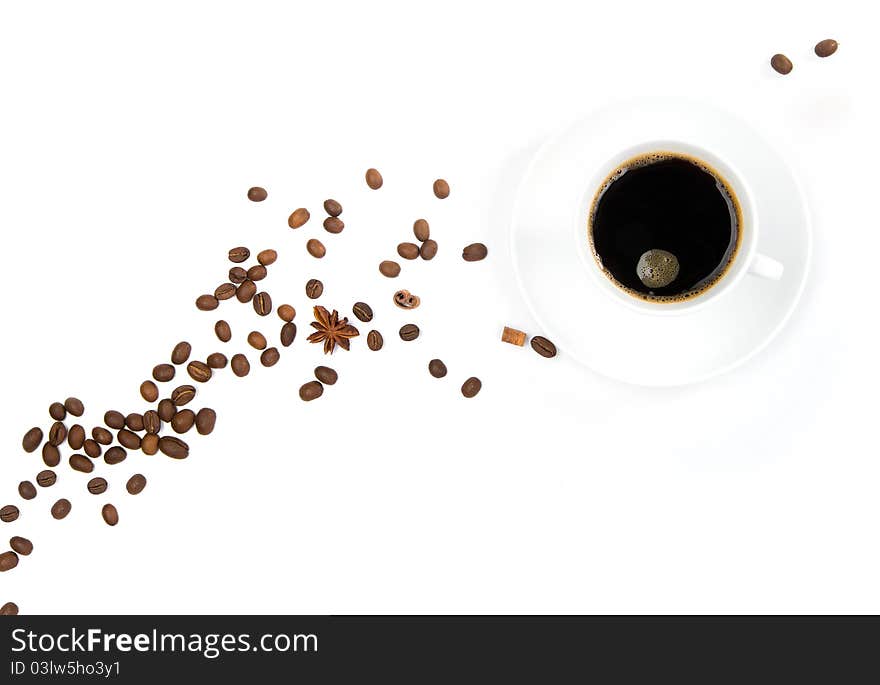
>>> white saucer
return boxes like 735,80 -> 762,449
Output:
511,97 -> 812,386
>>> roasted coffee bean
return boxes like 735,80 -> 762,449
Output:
420,239 -> 438,260
117,430 -> 141,450
305,279 -> 323,299
51,498 -> 71,520
231,354 -> 250,377
143,410 -> 162,435
49,402 -> 66,421
157,399 -> 177,422
215,320 -> 232,342
399,323 -> 420,341
433,178 -> 450,199
299,381 -> 324,401
0,602 -> 18,615
10,536 -> 32,556
48,421 -> 67,447
247,186 -> 267,202
141,434 -> 159,455
0,552 -> 18,571
105,446 -> 128,465
65,397 -> 84,417
67,425 -> 85,450
140,380 -> 159,402
367,330 -> 384,351
36,470 -> 56,487
83,439 -> 102,459
462,242 -> 488,262
257,249 -> 278,266
171,341 -> 192,364
307,238 -> 326,258
195,408 -> 216,436
18,481 -> 37,500
288,207 -> 311,229
196,294 -> 219,311
461,376 -> 482,398
171,409 -> 195,434
253,291 -> 273,316
229,246 -> 250,263
125,413 -> 145,432
815,39 -> 838,57
413,219 -> 430,242
126,474 -> 147,495
365,168 -> 383,189
280,323 -> 297,347
278,304 -> 296,322
102,504 -> 119,526
397,242 -> 420,260
42,442 -> 60,466
530,336 -> 557,358
770,53 -> 793,75
229,266 -> 247,284
215,283 -> 236,300
379,260 -> 400,277
159,436 -> 189,459
352,302 -> 373,322
22,427 -> 43,453
104,410 -> 126,430
69,454 -> 94,473
324,199 -> 343,216
207,353 -> 227,369
92,427 -> 113,445
236,279 -> 257,303
187,361 -> 213,383
393,289 -> 420,309
260,347 -> 280,367
0,505 -> 19,523
247,264 -> 268,281
323,216 -> 344,234
314,366 -> 338,385
428,359 -> 448,378
88,477 -> 108,495
153,364 -> 175,382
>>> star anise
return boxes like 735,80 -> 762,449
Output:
307,305 -> 360,354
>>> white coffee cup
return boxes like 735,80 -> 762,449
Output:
574,140 -> 784,315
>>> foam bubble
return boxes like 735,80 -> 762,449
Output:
637,249 -> 680,289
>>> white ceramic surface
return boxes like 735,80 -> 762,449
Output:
511,96 -> 812,386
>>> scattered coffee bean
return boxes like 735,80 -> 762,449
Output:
420,239 -> 438,260
172,385 -> 197,406
815,39 -> 838,58
288,208 -> 310,229
67,425 -> 85,450
10,536 -> 32,556
399,324 -> 420,341
170,341 -> 192,366
125,413 -> 145,432
307,238 -> 326,258
413,219 -> 430,242
69,454 -> 94,473
253,291 -> 273,316
49,402 -> 66,421
215,320 -> 232,342
236,279 -> 257,303
104,410 -> 126,429
0,552 -> 18,571
51,498 -> 71,520
105,446 -> 128,465
159,436 -> 189,459
229,266 -> 247,284
0,602 -> 18,615
247,186 -> 267,202
462,242 -> 488,262
18,481 -> 37,500
143,410 -> 162,435
87,477 -> 108,495
196,294 -> 219,311
379,260 -> 401,277
0,505 -> 20,523
306,279 -> 324,299
207,352 -> 228,369
36,470 -> 56,487
229,246 -> 250,263
461,377 -> 482,398
352,302 -> 373,322
126,474 -> 147,495
22,427 -> 42,453
393,290 -> 420,309
171,409 -> 195,434
48,422 -> 67,447
323,217 -> 345,234
260,347 -> 280,367
398,242 -> 420,260
501,326 -> 526,346
83,439 -> 102,459
92,427 -> 113,445
314,366 -> 338,385
770,53 -> 793,75
365,168 -> 383,189
195,408 -> 216,436
158,399 -> 177,422
257,249 -> 278,266
324,199 -> 343,216
278,304 -> 296,322
247,264 -> 268,281
231,354 -> 251,377
281,323 -> 297,347
141,434 -> 159,455
215,283 -> 236,300
153,364 -> 176,382
65,397 -> 84,417
117,430 -> 141,450
187,361 -> 213,383
140,380 -> 159,402
530,336 -> 557,358
42,443 -> 60,467
299,381 -> 324,401
367,330 -> 384,351
428,359 -> 448,378
247,331 -> 267,350
433,178 -> 450,199
102,504 -> 119,527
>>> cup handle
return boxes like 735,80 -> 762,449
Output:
748,252 -> 784,281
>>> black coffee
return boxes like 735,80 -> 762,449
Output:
589,152 -> 741,302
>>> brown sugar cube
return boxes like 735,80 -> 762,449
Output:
501,326 -> 527,347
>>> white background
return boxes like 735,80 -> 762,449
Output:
0,1 -> 876,614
